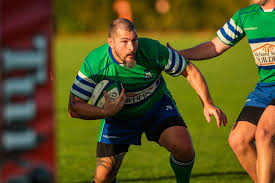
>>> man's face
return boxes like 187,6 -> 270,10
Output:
251,0 -> 268,5
109,28 -> 138,68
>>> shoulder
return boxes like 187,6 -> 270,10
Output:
80,43 -> 112,79
86,43 -> 109,61
85,43 -> 110,68
137,37 -> 168,57
138,37 -> 162,49
237,4 -> 261,15
231,4 -> 261,25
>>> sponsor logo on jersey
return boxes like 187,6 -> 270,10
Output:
250,42 -> 275,66
125,76 -> 160,104
144,70 -> 153,80
244,27 -> 258,31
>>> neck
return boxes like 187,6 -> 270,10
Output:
111,48 -> 123,64
261,0 -> 275,9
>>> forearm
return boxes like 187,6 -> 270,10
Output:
69,94 -> 107,120
178,37 -> 230,60
179,41 -> 219,60
183,63 -> 213,106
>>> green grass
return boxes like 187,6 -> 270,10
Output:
55,32 -> 257,183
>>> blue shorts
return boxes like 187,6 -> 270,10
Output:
244,82 -> 275,107
97,94 -> 186,145
236,82 -> 275,125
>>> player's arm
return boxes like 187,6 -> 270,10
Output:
167,36 -> 231,60
68,89 -> 126,120
182,61 -> 227,127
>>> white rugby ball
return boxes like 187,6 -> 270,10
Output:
91,79 -> 122,108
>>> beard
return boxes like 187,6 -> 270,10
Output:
123,58 -> 136,69
115,49 -> 137,69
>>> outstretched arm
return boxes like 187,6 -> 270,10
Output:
167,36 -> 231,60
68,88 -> 126,120
182,61 -> 227,127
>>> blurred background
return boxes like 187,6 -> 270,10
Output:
55,0 -> 249,33
2,0 -> 259,183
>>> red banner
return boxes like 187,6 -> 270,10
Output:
0,0 -> 55,182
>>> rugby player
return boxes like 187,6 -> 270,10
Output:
68,18 -> 227,183
168,0 -> 275,182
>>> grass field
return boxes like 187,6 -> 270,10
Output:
55,32 -> 257,183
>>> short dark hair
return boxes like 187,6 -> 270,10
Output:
109,18 -> 136,38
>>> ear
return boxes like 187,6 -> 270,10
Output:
107,37 -> 114,48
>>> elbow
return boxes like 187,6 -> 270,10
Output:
68,109 -> 74,118
68,107 -> 78,118
215,49 -> 224,56
68,110 -> 74,118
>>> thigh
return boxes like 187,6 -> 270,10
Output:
257,104 -> 275,134
145,94 -> 187,142
158,126 -> 194,161
230,120 -> 257,142
236,106 -> 266,126
233,105 -> 259,141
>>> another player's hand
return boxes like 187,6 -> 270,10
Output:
203,104 -> 227,128
103,88 -> 126,118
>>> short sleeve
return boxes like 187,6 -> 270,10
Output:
157,42 -> 187,77
70,58 -> 97,101
216,10 -> 246,46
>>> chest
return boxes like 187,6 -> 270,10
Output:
100,63 -> 161,90
243,13 -> 275,39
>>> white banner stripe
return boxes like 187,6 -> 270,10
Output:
164,48 -> 173,71
78,71 -> 97,85
217,30 -> 231,44
229,18 -> 243,34
224,23 -> 236,40
74,79 -> 94,93
171,56 -> 186,76
70,88 -> 90,101
167,52 -> 180,74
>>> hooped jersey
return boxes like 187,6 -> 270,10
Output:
217,4 -> 275,83
70,38 -> 187,119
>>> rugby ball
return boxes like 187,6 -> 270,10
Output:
91,79 -> 122,108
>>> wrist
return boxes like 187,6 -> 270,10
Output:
202,99 -> 214,107
102,108 -> 111,118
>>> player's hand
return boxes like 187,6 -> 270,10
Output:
103,88 -> 126,118
203,104 -> 227,128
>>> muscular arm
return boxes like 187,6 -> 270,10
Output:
182,62 -> 213,106
68,93 -> 107,120
168,36 -> 231,60
182,61 -> 227,127
68,89 -> 126,120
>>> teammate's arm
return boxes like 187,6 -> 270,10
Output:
68,89 -> 126,120
182,61 -> 227,127
167,37 -> 231,60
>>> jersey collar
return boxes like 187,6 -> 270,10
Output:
108,47 -> 120,65
260,7 -> 275,12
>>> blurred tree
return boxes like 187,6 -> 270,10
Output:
55,0 -> 249,34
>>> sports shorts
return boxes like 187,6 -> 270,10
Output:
236,82 -> 275,125
96,94 -> 187,157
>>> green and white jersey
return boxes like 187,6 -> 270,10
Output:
70,38 -> 187,119
217,4 -> 275,83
